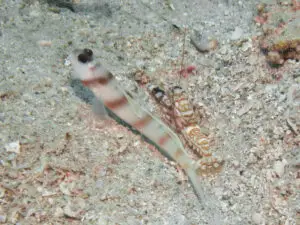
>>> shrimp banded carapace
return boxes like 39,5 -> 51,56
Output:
147,84 -> 224,175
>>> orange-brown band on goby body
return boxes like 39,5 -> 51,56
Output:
132,115 -> 153,130
105,96 -> 128,110
158,133 -> 172,146
81,77 -> 110,86
81,73 -> 113,86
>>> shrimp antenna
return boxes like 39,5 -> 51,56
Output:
178,26 -> 187,86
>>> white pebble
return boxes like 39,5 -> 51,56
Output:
0,214 -> 7,223
54,207 -> 64,218
5,141 -> 20,154
273,160 -> 285,177
252,212 -> 263,224
64,57 -> 71,66
38,40 -> 52,47
48,198 -> 54,204
232,160 -> 240,168
191,34 -> 210,52
231,27 -> 243,40
135,59 -> 145,68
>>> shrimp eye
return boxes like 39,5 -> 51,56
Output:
83,48 -> 93,57
173,86 -> 182,90
152,87 -> 165,95
172,86 -> 182,93
78,53 -> 90,63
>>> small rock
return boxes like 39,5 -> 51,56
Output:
135,59 -> 145,68
241,40 -> 252,52
248,153 -> 257,164
252,212 -> 264,224
0,214 -> 7,223
48,198 -> 54,204
64,205 -> 79,219
224,10 -> 230,16
116,133 -> 124,139
54,207 -> 64,218
64,56 -> 71,66
209,39 -> 218,50
63,198 -> 86,219
232,160 -> 240,168
38,40 -> 52,47
60,87 -> 69,95
191,31 -> 218,52
5,141 -> 20,154
191,33 -> 210,52
219,46 -> 228,55
231,27 -> 243,40
273,160 -> 285,177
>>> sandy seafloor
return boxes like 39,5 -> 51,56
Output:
0,0 -> 299,224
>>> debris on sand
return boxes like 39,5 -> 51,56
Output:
255,1 -> 300,66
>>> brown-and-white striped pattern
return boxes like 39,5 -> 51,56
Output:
71,49 -> 206,200
148,85 -> 224,175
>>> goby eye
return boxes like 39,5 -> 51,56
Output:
78,53 -> 90,63
83,48 -> 93,57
